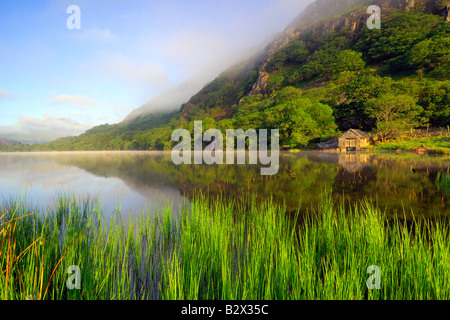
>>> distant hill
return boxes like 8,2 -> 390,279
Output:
5,0 -> 449,152
0,137 -> 19,146
0,137 -> 32,152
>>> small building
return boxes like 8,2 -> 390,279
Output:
338,129 -> 370,151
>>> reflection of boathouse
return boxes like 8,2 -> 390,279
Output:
308,151 -> 371,173
338,153 -> 370,173
338,129 -> 370,151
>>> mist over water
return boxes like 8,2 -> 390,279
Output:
0,152 -> 186,218
0,151 -> 448,219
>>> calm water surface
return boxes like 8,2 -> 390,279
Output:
0,151 -> 448,219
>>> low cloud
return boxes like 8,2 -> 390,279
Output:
157,31 -> 228,76
0,114 -> 92,143
50,94 -> 99,107
125,34 -> 268,119
103,57 -> 169,87
114,106 -> 132,117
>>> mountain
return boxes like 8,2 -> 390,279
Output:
0,137 -> 19,146
122,37 -> 277,123
0,137 -> 32,152
4,0 -> 449,152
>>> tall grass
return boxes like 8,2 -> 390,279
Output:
1,192 -> 449,300
370,136 -> 450,154
436,172 -> 450,194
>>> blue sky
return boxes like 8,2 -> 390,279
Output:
0,0 -> 313,142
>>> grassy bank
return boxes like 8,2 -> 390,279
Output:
1,193 -> 449,300
369,136 -> 450,155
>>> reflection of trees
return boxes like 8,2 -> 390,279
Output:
49,152 -> 338,212
360,155 -> 450,218
308,152 -> 450,218
332,165 -> 378,204
46,151 -> 449,218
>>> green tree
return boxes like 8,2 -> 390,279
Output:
335,74 -> 393,130
417,79 -> 450,127
286,40 -> 309,63
356,11 -> 441,62
266,51 -> 288,72
407,36 -> 450,75
272,86 -> 303,104
365,94 -> 423,141
305,102 -> 339,139
154,138 -> 165,150
236,94 -> 270,130
331,50 -> 365,75
264,95 -> 337,148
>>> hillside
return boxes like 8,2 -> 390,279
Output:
3,0 -> 449,152
0,137 -> 20,150
0,137 -> 32,152
0,137 -> 18,146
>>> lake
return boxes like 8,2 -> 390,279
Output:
0,151 -> 449,219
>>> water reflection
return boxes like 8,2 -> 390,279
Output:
0,151 -> 448,219
0,152 -> 186,218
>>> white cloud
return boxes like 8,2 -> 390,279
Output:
50,94 -> 99,107
123,29 -> 269,118
0,114 -> 92,143
157,31 -> 228,75
114,106 -> 132,116
101,55 -> 171,90
69,1 -> 315,121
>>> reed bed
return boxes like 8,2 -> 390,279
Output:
0,192 -> 449,300
436,172 -> 450,194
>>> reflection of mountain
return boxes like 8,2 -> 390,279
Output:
0,152 -> 188,217
2,152 -> 447,218
0,154 -> 96,190
46,151 -> 338,212
47,152 -> 184,204
45,151 -> 450,218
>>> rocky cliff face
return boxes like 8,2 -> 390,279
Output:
177,0 -> 448,121
248,0 -> 447,96
442,2 -> 450,20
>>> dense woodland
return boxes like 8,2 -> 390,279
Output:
1,8 -> 449,152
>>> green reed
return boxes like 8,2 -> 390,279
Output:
436,172 -> 450,194
0,191 -> 449,300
